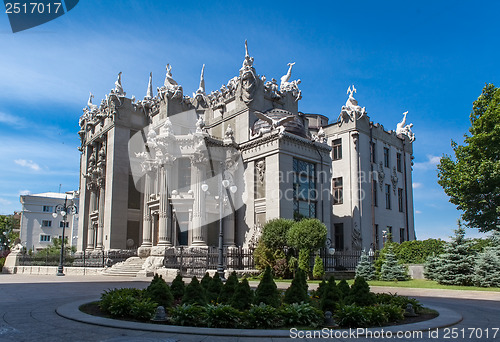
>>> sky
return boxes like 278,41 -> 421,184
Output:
0,0 -> 499,240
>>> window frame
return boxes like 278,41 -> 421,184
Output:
332,138 -> 342,161
385,184 -> 391,210
41,220 -> 52,228
383,147 -> 390,168
42,205 -> 53,213
332,177 -> 343,205
398,188 -> 404,212
292,158 -> 317,219
396,152 -> 402,172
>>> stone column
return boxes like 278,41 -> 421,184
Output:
191,158 -> 207,246
223,208 -> 235,246
157,164 -> 172,246
140,171 -> 153,248
86,189 -> 96,251
96,184 -> 105,250
351,132 -> 362,250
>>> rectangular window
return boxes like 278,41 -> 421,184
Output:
387,226 -> 393,241
40,235 -> 51,242
41,220 -> 52,227
400,228 -> 405,243
373,181 -> 378,207
384,147 -> 390,168
398,188 -> 404,212
59,221 -> 69,228
43,206 -> 53,212
385,184 -> 391,209
332,138 -> 342,161
397,153 -> 402,172
375,224 -> 379,249
177,158 -> 192,190
334,223 -> 344,251
332,177 -> 343,205
371,142 -> 376,163
293,158 -> 316,219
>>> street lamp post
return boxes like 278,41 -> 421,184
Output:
52,196 -> 78,276
201,161 -> 237,281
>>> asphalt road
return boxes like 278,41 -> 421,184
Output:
0,274 -> 499,342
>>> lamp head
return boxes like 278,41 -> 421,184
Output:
52,212 -> 58,218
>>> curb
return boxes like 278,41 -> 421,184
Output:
56,298 -> 462,338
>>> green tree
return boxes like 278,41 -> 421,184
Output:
218,271 -> 238,304
298,248 -> 310,274
473,232 -> 500,287
423,254 -> 441,281
355,250 -> 376,280
437,83 -> 500,232
182,276 -> 207,306
434,223 -> 476,286
261,218 -> 294,250
320,276 -> 341,312
287,218 -> 327,251
337,279 -> 350,300
230,278 -> 253,310
200,272 -> 212,291
206,272 -> 223,303
0,214 -> 20,250
254,266 -> 280,307
283,269 -> 309,304
145,274 -> 173,308
312,255 -> 325,279
345,276 -> 375,306
170,273 -> 185,301
379,245 -> 408,281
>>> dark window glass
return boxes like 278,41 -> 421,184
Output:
332,138 -> 342,161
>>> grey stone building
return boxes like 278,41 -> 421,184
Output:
77,43 -> 415,269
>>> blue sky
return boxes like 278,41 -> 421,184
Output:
0,1 -> 499,240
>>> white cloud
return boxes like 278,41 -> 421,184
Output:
412,182 -> 423,189
413,155 -> 441,170
18,190 -> 31,196
14,159 -> 41,171
415,210 -> 422,214
0,112 -> 24,128
0,198 -> 12,206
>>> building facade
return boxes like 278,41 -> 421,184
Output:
19,192 -> 79,252
76,43 -> 416,266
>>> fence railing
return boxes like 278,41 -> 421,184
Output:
19,249 -> 138,268
318,249 -> 372,271
164,246 -> 256,277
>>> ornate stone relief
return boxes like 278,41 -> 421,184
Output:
377,162 -> 385,190
255,159 -> 265,185
352,222 -> 362,250
158,64 -> 184,101
337,85 -> 366,126
391,167 -> 398,194
279,62 -> 302,101
312,127 -> 327,144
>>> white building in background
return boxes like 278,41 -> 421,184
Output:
19,192 -> 79,252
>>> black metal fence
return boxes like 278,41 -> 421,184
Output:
319,249 -> 372,272
19,249 -> 137,268
164,246 -> 255,277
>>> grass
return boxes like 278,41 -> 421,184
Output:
246,276 -> 500,292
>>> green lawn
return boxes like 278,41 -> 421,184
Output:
247,277 -> 500,292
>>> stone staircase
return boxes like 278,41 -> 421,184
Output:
102,257 -> 145,277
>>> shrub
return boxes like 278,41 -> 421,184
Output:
287,218 -> 327,251
379,245 -> 409,281
346,276 -> 375,306
99,288 -> 142,316
130,297 -> 158,320
200,272 -> 212,290
434,224 -> 475,286
169,304 -> 207,326
375,293 -> 423,313
218,271 -> 238,304
0,257 -> 5,272
231,278 -> 254,310
261,218 -> 294,250
205,304 -> 243,328
312,255 -> 325,279
170,274 -> 185,301
273,258 -> 288,278
284,269 -> 309,304
145,274 -> 173,308
206,272 -> 223,303
254,266 -> 280,307
355,250 -> 376,280
182,277 -> 207,306
254,239 -> 277,270
337,279 -> 350,300
395,239 -> 446,264
246,303 -> 283,328
334,305 -> 370,328
280,303 -> 323,328
320,276 -> 341,312
365,305 -> 389,326
312,279 -> 327,300
288,256 -> 298,274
